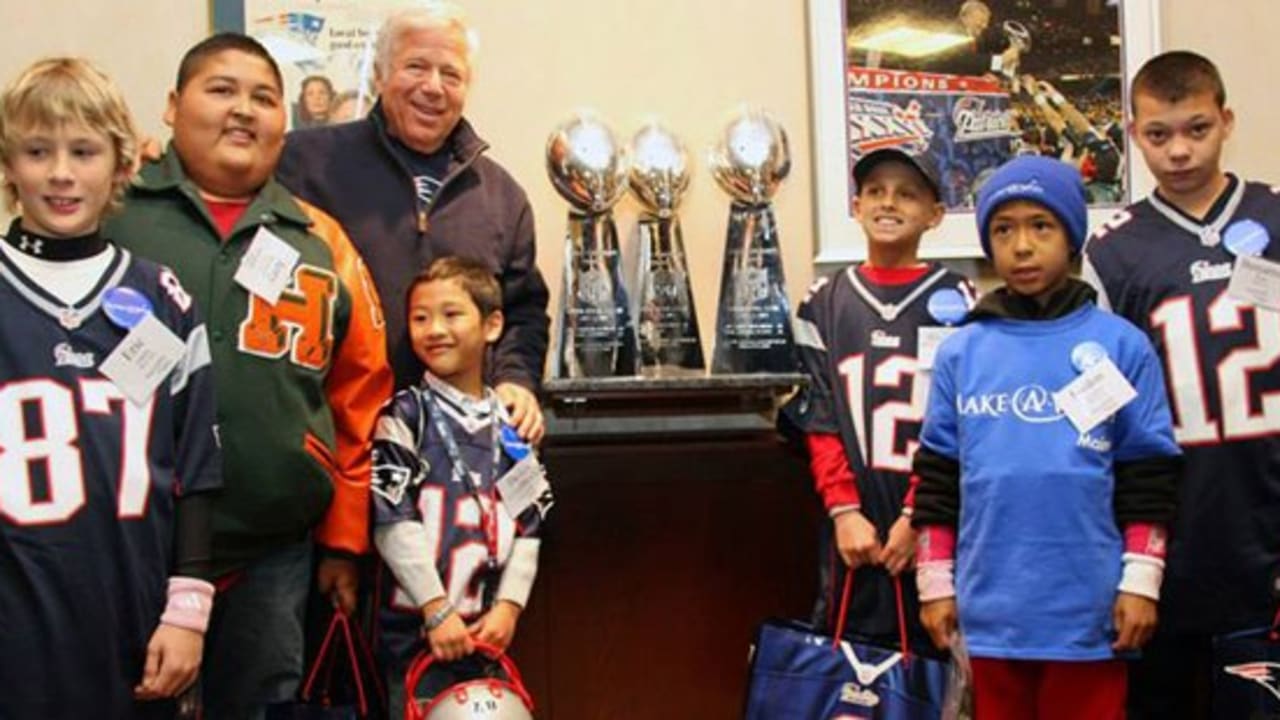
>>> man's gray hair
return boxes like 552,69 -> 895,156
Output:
373,2 -> 479,79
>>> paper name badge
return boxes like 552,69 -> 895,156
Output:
1226,254 -> 1280,311
234,227 -> 301,305
1053,357 -> 1136,435
916,326 -> 957,370
99,314 -> 186,405
496,455 -> 551,520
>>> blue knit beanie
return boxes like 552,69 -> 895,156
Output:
975,156 -> 1088,258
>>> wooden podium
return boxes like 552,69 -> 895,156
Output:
507,375 -> 821,719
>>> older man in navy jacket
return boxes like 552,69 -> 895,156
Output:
277,3 -> 549,442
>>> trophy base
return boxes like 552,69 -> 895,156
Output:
638,364 -> 705,380
710,203 -> 797,375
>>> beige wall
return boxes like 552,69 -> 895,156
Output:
1161,1 -> 1280,181
0,1 -> 1276,367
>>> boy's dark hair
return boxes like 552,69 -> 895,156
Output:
175,33 -> 283,92
1130,51 -> 1226,113
407,256 -> 503,316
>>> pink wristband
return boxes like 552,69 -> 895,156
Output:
916,560 -> 957,601
916,525 -> 957,564
1124,523 -> 1167,560
160,577 -> 215,634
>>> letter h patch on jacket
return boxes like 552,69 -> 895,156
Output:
238,264 -> 338,370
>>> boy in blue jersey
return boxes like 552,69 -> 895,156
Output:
371,256 -> 552,718
786,147 -> 973,651
910,156 -> 1182,719
0,58 -> 220,718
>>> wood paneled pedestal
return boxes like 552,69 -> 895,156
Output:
508,376 -> 820,719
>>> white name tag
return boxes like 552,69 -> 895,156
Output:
1227,254 -> 1280,310
496,455 -> 550,520
916,326 -> 957,370
1053,357 -> 1137,435
99,314 -> 186,405
234,227 -> 300,304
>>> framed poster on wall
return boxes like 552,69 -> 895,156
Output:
211,0 -> 416,129
808,0 -> 1161,262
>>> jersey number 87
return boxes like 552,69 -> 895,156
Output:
0,378 -> 153,526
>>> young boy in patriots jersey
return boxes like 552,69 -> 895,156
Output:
372,257 -> 552,717
912,156 -> 1182,719
784,147 -> 974,650
0,58 -> 220,718
1081,51 -> 1280,719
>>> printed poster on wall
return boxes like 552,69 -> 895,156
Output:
213,0 -> 417,129
844,0 -> 1129,211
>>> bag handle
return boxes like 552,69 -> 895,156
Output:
830,570 -> 912,664
403,642 -> 534,720
300,608 -> 371,716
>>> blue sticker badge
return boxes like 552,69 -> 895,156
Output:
1070,341 -> 1108,373
500,424 -> 531,461
102,286 -> 153,329
1222,219 -> 1270,257
927,288 -> 968,326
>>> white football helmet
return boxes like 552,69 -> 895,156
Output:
405,643 -> 534,720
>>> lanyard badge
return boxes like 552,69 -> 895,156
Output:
425,391 -> 504,570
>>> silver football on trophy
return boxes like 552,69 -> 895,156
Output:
546,112 -> 629,214
708,106 -> 791,205
628,122 -> 691,218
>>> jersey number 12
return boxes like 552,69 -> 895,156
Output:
1150,291 -> 1280,443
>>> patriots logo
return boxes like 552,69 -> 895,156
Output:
371,462 -> 414,505
1224,662 -> 1280,702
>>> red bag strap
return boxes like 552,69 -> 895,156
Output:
830,569 -> 912,664
403,642 -> 534,720
831,570 -> 854,650
299,609 -> 370,716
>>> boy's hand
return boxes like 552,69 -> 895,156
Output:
879,515 -> 917,576
834,510 -> 882,569
134,624 -> 203,700
920,598 -> 958,651
423,599 -> 474,661
496,382 -> 545,445
1112,592 -> 1158,651
468,600 -> 522,652
316,556 -> 358,616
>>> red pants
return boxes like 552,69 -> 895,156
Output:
970,657 -> 1127,720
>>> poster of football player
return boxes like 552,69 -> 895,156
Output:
845,0 -> 1127,210
808,0 -> 1158,260
212,0 -> 417,129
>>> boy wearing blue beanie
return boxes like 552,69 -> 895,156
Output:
909,155 -> 1183,719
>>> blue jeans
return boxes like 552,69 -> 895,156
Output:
202,541 -> 312,720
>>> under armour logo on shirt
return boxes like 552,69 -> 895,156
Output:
18,237 -> 43,255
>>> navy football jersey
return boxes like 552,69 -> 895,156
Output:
1083,178 -> 1280,634
0,246 -> 220,718
372,377 -> 551,669
786,263 -> 974,643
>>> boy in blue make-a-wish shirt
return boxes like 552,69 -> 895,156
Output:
910,156 -> 1183,720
